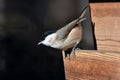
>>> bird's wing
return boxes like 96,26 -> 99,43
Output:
62,25 -> 82,50
55,19 -> 78,40
55,4 -> 89,40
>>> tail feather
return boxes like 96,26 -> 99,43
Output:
56,5 -> 89,40
78,4 -> 89,19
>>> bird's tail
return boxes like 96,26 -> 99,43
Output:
56,4 -> 89,40
78,4 -> 89,20
77,4 -> 89,23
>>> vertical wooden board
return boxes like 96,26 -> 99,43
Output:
90,3 -> 120,52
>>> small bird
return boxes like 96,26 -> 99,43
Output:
38,5 -> 89,58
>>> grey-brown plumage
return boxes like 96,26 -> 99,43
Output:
56,5 -> 88,40
38,5 -> 89,57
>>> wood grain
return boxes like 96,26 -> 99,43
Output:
63,3 -> 120,80
63,50 -> 120,80
90,2 -> 120,52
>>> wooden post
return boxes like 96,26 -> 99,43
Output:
90,2 -> 120,52
63,2 -> 120,80
63,50 -> 120,80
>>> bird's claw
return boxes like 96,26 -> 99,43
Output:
71,50 -> 76,58
66,54 -> 70,59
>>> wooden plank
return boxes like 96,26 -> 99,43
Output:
63,50 -> 120,80
90,3 -> 120,52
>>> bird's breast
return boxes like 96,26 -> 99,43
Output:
65,25 -> 82,42
62,25 -> 82,50
43,25 -> 82,50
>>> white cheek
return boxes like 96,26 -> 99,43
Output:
42,40 -> 51,46
42,35 -> 54,45
42,33 -> 59,48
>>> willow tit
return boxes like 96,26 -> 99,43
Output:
38,5 -> 89,58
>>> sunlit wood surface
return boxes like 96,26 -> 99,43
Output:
63,50 -> 120,80
90,2 -> 120,52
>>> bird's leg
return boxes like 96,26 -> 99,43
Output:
71,41 -> 80,58
64,48 -> 72,59
66,54 -> 70,59
64,50 -> 70,59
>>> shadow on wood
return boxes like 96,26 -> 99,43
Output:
63,50 -> 120,80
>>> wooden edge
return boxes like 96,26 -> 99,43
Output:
63,50 -> 120,80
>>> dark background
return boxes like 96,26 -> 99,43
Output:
0,0 -> 119,80
90,0 -> 120,2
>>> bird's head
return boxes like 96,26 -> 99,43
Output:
37,31 -> 55,46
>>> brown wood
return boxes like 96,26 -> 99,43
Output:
63,50 -> 120,80
90,2 -> 120,52
63,3 -> 120,80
